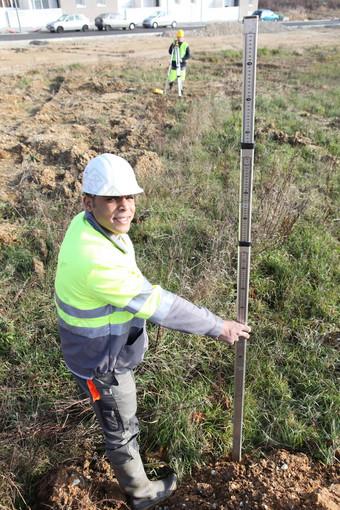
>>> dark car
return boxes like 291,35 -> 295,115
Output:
95,13 -> 137,31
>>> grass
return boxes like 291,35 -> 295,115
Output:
0,41 -> 339,508
69,62 -> 84,70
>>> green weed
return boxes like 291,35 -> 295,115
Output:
15,76 -> 32,88
69,62 -> 84,70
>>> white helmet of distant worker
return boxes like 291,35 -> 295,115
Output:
82,154 -> 144,196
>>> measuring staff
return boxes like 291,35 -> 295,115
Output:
232,15 -> 258,462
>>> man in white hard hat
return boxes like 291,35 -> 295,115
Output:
55,154 -> 251,510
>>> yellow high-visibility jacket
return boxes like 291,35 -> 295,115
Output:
55,211 -> 223,379
169,40 -> 190,69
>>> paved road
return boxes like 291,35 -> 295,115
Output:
283,19 -> 340,28
0,19 -> 339,42
0,24 -> 206,42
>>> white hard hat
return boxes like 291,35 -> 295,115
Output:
82,154 -> 144,196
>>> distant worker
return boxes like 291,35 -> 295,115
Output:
55,154 -> 251,510
168,29 -> 190,93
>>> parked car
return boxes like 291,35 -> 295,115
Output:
46,14 -> 90,33
142,11 -> 177,29
95,13 -> 137,31
252,9 -> 283,22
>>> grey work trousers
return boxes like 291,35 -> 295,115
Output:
74,370 -> 140,465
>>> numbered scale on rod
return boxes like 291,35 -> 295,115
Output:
232,15 -> 258,463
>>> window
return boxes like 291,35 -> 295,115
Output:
0,0 -> 21,6
143,0 -> 158,7
76,0 -> 85,6
33,0 -> 49,8
97,0 -> 105,5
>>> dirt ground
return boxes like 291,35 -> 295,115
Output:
0,17 -> 339,510
0,20 -> 339,76
33,448 -> 340,510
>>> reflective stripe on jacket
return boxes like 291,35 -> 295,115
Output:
55,212 -> 174,379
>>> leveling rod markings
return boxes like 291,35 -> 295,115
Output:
240,154 -> 252,241
232,16 -> 258,463
243,32 -> 257,143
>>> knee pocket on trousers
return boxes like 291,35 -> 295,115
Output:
95,388 -> 124,432
101,408 -> 122,432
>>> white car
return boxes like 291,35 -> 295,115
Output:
95,13 -> 137,31
142,11 -> 177,29
46,14 -> 90,33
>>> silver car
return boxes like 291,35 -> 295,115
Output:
46,14 -> 90,33
95,13 -> 137,31
142,11 -> 177,29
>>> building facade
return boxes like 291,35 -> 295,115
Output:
0,0 -> 258,32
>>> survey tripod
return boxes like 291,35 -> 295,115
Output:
164,41 -> 182,97
232,15 -> 258,462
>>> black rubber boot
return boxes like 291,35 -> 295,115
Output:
113,454 -> 177,510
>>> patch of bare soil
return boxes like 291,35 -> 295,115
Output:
34,449 -> 340,510
0,21 -> 339,510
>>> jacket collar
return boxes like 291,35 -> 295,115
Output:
84,210 -> 129,254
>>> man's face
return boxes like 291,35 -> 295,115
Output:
83,194 -> 135,236
177,37 -> 183,43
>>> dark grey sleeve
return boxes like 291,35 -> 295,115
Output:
149,293 -> 224,339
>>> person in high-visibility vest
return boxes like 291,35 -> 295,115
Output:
168,29 -> 190,92
55,154 -> 251,510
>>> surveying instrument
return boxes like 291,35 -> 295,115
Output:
232,15 -> 258,462
164,40 -> 182,97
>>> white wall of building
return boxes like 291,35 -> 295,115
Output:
0,7 -> 61,30
57,0 -> 119,28
125,5 -> 240,23
0,0 -> 258,30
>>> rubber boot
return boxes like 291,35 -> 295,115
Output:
113,454 -> 177,510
